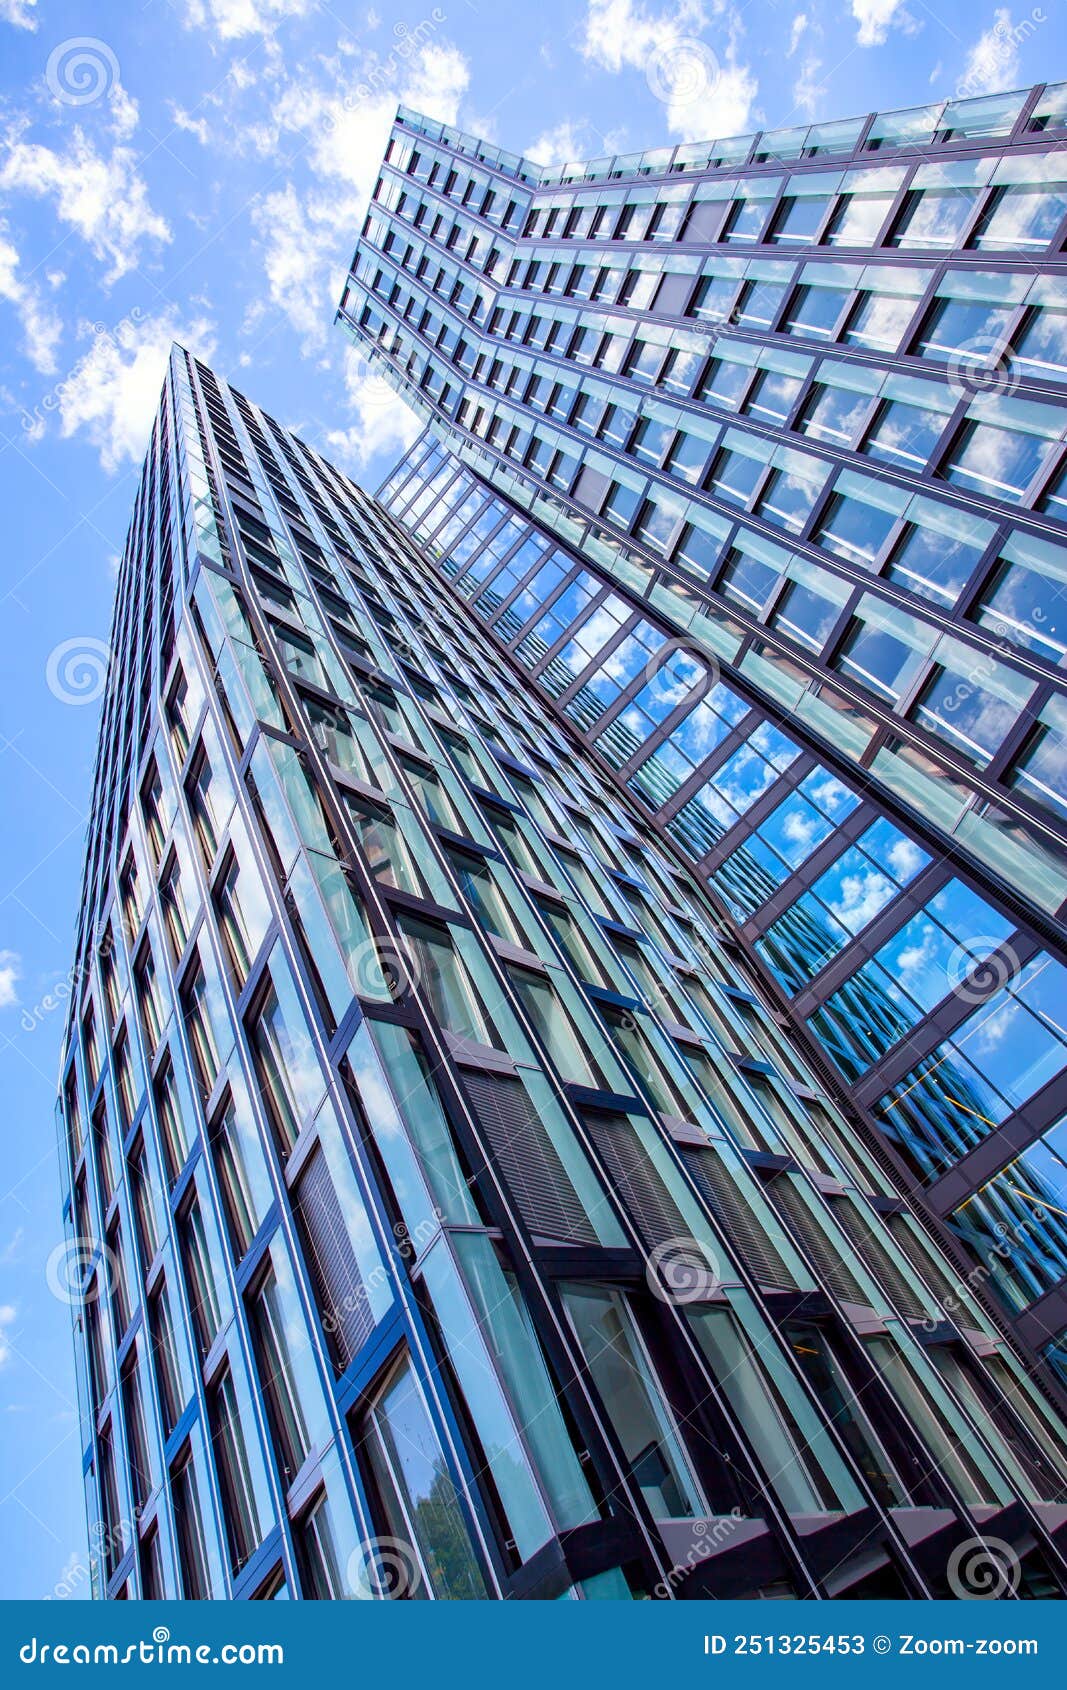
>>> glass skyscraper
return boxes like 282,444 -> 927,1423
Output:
58,89 -> 1067,1604
338,83 -> 1067,1388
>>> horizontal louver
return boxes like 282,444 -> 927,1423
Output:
293,1146 -> 374,1371
584,1111 -> 692,1250
767,1178 -> 869,1306
465,1070 -> 600,1245
830,1198 -> 932,1322
682,1147 -> 796,1289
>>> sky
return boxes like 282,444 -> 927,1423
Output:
0,0 -> 1063,1605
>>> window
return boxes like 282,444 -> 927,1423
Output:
343,794 -> 423,893
823,180 -> 899,246
884,499 -> 991,608
400,758 -> 462,830
273,624 -> 326,687
186,748 -> 221,864
447,850 -> 527,945
782,1320 -> 908,1508
211,1089 -> 272,1258
769,192 -> 831,245
214,844 -> 270,984
689,1303 -> 854,1514
159,852 -> 190,960
294,1490 -> 345,1599
112,1030 -> 137,1133
141,764 -> 166,864
941,413 -> 1058,504
92,1099 -> 115,1205
208,1368 -> 267,1575
563,1285 -> 703,1519
107,1217 -> 131,1337
862,395 -> 950,471
863,1337 -> 1000,1507
96,1425 -> 124,1581
249,1261 -> 312,1488
783,283 -> 850,340
974,180 -> 1067,252
913,294 -> 1013,362
833,595 -> 933,703
974,534 -> 1067,662
604,1008 -> 694,1121
292,1114 -> 391,1371
722,191 -> 770,243
891,180 -> 980,249
154,1061 -> 193,1185
178,1189 -> 226,1359
181,963 -> 222,1097
1008,696 -> 1067,820
841,287 -> 918,353
135,945 -> 163,1051
248,954 -> 325,1158
909,637 -> 1033,766
121,1352 -> 155,1510
744,368 -> 804,426
148,1280 -> 184,1436
354,1353 -> 487,1599
396,917 -> 501,1050
172,1444 -> 212,1599
120,855 -> 142,942
139,1526 -> 166,1599
167,668 -> 194,765
508,966 -> 604,1087
1013,300 -> 1067,382
128,1138 -> 161,1268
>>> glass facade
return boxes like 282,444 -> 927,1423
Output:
337,86 -> 1067,1388
57,342 -> 1067,1601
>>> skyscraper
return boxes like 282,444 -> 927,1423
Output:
58,340 -> 1067,1603
337,84 -> 1067,1388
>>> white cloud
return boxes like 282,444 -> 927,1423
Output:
247,37 -> 470,349
830,868 -> 894,932
58,309 -> 216,471
400,42 -> 471,120
579,0 -> 757,143
0,222 -> 61,371
793,56 -> 827,116
251,181 -> 342,348
849,0 -> 918,47
108,84 -> 140,141
181,0 -> 314,38
526,120 -> 589,166
323,345 -> 422,471
0,0 -> 37,29
0,1305 -> 16,1368
0,951 -> 21,1009
0,128 -> 171,286
788,11 -> 809,55
958,9 -> 1021,97
168,103 -> 211,144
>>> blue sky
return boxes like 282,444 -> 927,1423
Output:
0,0 -> 1062,1604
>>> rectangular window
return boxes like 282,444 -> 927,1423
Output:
342,794 -> 423,894
249,1261 -> 312,1488
396,917 -> 501,1050
563,1285 -> 703,1520
178,1190 -> 226,1359
248,956 -> 325,1159
208,1368 -> 266,1575
354,1352 -> 487,1599
171,1444 -> 212,1599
